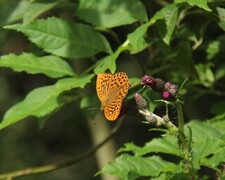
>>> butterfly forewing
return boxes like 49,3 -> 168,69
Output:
96,73 -> 112,102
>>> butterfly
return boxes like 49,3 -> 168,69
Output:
96,72 -> 130,121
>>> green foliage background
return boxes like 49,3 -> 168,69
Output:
0,0 -> 225,179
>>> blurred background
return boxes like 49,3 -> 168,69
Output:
1,0 -> 225,179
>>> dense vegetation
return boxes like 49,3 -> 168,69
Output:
0,0 -> 225,179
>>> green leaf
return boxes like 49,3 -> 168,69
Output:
193,138 -> 225,168
206,36 -> 225,60
75,0 -> 147,28
128,23 -> 151,54
202,145 -> 225,168
195,63 -> 215,87
94,53 -> 118,74
119,135 -> 181,156
174,0 -> 211,12
216,7 -> 225,31
156,4 -> 178,45
94,44 -> 129,74
184,120 -> 225,168
0,53 -> 75,78
0,74 -> 94,130
128,4 -> 179,53
23,0 -> 59,23
6,0 -> 30,23
4,17 -> 112,58
185,120 -> 224,141
98,154 -> 182,179
210,101 -> 225,115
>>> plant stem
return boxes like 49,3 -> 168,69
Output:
176,100 -> 196,180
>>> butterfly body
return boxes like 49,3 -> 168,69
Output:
96,72 -> 130,121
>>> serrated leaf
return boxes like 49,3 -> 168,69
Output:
98,155 -> 182,179
192,138 -> 225,169
0,74 -> 94,130
75,0 -> 147,28
174,0 -> 211,12
0,53 -> 75,78
185,120 -> 224,141
4,17 -> 112,58
185,120 -> 225,168
23,0 -> 59,23
202,146 -> 225,168
119,135 -> 181,156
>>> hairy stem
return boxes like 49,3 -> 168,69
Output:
176,100 -> 196,180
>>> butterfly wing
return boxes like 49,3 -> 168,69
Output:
96,73 -> 112,102
96,72 -> 130,121
108,72 -> 130,98
104,72 -> 130,120
104,99 -> 123,121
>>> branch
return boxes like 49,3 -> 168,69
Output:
0,119 -> 124,179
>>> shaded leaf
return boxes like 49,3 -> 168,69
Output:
195,63 -> 215,87
0,74 -> 94,130
6,0 -> 30,23
75,0 -> 147,28
23,0 -> 59,23
216,7 -> 225,31
206,36 -> 225,60
128,4 -> 179,53
4,17 -> 112,58
0,53 -> 75,78
174,0 -> 211,11
210,101 -> 225,115
156,4 -> 178,45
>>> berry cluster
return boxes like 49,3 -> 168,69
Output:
141,75 -> 179,100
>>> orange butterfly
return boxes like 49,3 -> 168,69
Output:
96,72 -> 130,121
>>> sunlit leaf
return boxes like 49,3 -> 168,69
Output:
119,135 -> 181,156
4,17 -> 112,58
98,154 -> 182,179
0,53 -> 75,78
0,74 -> 94,130
193,137 -> 225,168
128,23 -> 151,54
